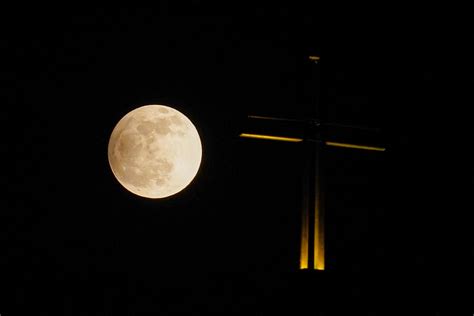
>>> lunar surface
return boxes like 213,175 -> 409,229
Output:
108,104 -> 202,198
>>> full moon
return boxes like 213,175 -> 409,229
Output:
108,104 -> 202,198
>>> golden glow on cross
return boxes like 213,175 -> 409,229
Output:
240,133 -> 303,143
240,134 -> 385,152
309,56 -> 320,62
314,193 -> 325,270
300,206 -> 309,269
325,141 -> 386,152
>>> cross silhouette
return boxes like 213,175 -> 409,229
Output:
240,56 -> 386,270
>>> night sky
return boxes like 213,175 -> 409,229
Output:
2,5 -> 472,315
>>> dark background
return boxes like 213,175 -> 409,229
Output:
1,4 -> 472,315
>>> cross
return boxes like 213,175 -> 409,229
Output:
239,56 -> 386,270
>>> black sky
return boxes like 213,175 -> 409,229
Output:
2,5 -> 472,315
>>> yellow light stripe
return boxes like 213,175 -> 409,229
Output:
313,188 -> 325,271
300,206 -> 309,270
240,133 -> 303,143
325,141 -> 386,152
309,56 -> 320,61
299,226 -> 309,269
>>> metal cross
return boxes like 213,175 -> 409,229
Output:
240,56 -> 386,270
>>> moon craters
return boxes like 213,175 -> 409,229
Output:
108,104 -> 202,198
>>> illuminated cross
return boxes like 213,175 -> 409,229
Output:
240,56 -> 386,270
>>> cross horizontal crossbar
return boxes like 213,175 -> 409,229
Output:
239,133 -> 386,151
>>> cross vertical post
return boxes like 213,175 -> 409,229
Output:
300,56 -> 324,270
239,55 -> 385,271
